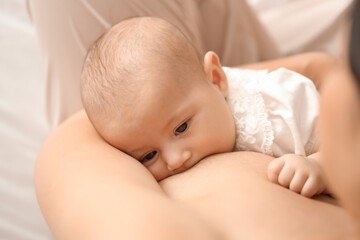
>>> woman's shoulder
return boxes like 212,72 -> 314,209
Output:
34,110 -> 224,240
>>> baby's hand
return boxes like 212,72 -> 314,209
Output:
267,154 -> 326,197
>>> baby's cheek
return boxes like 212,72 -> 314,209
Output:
224,108 -> 236,152
207,130 -> 234,155
222,118 -> 236,153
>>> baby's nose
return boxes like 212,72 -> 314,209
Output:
166,150 -> 192,171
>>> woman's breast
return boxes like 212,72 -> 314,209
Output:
160,151 -> 354,240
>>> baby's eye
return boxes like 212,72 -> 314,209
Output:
175,121 -> 188,135
140,151 -> 157,164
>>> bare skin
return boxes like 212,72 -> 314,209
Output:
80,18 -> 333,198
35,110 -> 355,240
35,52 -> 359,239
319,60 -> 360,239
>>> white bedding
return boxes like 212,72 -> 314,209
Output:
0,1 -> 52,239
0,0 -> 353,239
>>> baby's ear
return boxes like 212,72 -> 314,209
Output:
203,51 -> 228,97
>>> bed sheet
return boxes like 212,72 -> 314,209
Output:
0,0 -> 52,239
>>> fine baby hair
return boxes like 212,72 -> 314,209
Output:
80,16 -> 203,131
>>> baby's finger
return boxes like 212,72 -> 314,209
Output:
267,158 -> 285,184
277,165 -> 295,188
301,176 -> 321,198
289,173 -> 308,194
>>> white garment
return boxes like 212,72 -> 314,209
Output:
224,67 -> 319,157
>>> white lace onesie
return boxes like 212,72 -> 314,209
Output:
224,67 -> 319,157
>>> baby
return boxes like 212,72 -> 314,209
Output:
80,17 -> 326,197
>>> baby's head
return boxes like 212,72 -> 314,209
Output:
81,17 -> 235,180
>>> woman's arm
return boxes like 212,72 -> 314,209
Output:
238,52 -> 340,90
35,110 -> 224,240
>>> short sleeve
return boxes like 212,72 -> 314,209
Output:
259,68 -> 319,156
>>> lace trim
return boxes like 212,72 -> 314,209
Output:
255,91 -> 274,155
224,67 -> 274,156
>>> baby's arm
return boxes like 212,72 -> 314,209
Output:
267,152 -> 327,197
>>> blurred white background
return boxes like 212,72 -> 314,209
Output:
0,0 -> 52,239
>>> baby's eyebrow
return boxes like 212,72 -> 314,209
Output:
126,108 -> 187,159
163,105 -> 189,133
162,112 -> 178,132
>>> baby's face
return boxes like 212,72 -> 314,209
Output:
101,67 -> 236,181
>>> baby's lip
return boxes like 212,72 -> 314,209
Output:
169,167 -> 188,175
171,158 -> 202,175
